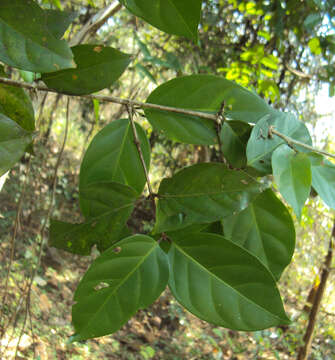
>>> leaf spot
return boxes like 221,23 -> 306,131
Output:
240,179 -> 248,185
91,221 -> 97,228
94,282 -> 109,291
53,63 -> 60,70
113,246 -> 122,254
72,74 -> 78,80
93,46 -> 103,53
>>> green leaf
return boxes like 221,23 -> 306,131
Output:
220,121 -> 251,168
0,70 -> 35,131
246,113 -> 312,173
45,9 -> 77,40
260,55 -> 279,70
80,119 -> 150,197
303,13 -> 323,29
72,235 -> 169,340
168,232 -> 290,331
135,63 -> 157,84
145,75 -> 274,145
155,163 -> 265,233
50,182 -> 137,254
50,220 -> 101,256
308,153 -> 335,209
308,37 -> 322,55
42,45 -> 131,95
120,0 -> 202,41
0,0 -> 74,73
223,189 -> 295,280
0,113 -> 32,176
272,145 -> 311,219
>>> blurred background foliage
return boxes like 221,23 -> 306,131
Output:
0,0 -> 334,359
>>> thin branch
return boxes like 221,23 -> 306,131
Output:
70,1 -> 123,46
270,128 -> 335,160
0,77 -> 217,121
1,77 -> 335,161
285,63 -> 313,80
126,105 -> 156,211
0,155 -> 32,342
215,101 -> 225,163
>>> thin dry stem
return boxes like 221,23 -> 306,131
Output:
126,105 -> 156,211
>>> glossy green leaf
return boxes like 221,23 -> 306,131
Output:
247,113 -> 312,173
0,113 -> 32,176
155,163 -> 265,233
168,232 -> 290,331
0,0 -> 74,73
308,153 -> 335,209
145,75 -> 274,145
79,119 -> 150,198
50,182 -> 137,254
0,68 -> 35,131
45,9 -> 77,40
120,0 -> 202,41
272,145 -> 311,219
42,45 -> 131,95
223,189 -> 295,280
72,235 -> 169,340
220,121 -> 252,168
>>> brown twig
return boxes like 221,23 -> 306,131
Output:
215,101 -> 225,163
70,1 -> 123,46
0,77 -> 335,161
126,105 -> 156,212
0,77 -> 218,121
0,155 -> 32,344
270,128 -> 335,160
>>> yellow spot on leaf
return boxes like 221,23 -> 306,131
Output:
93,46 -> 103,53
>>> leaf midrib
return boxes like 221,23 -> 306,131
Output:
173,242 -> 285,323
77,239 -> 159,336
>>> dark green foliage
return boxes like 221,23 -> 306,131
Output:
0,113 -> 33,177
155,163 -> 265,233
120,0 -> 202,41
79,118 -> 150,198
72,235 -> 169,341
145,75 -> 274,144
1,0 -> 334,346
223,189 -> 295,280
42,45 -> 131,95
168,232 -> 290,331
0,0 -> 74,73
